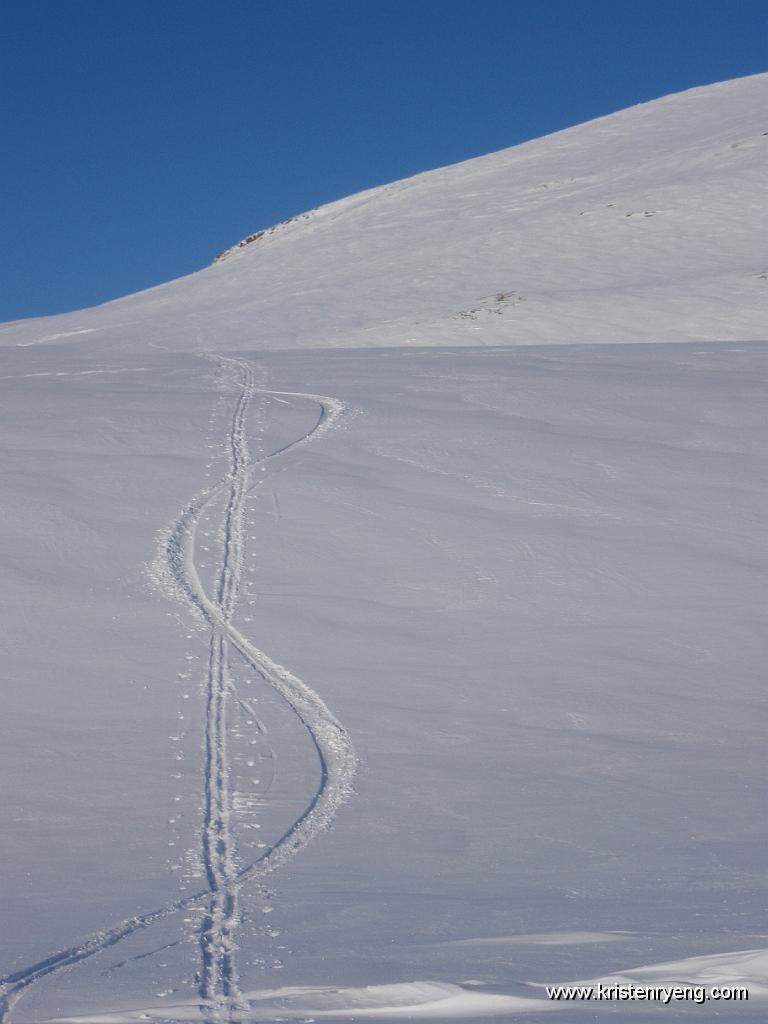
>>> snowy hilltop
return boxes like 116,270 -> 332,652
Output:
1,73 -> 766,353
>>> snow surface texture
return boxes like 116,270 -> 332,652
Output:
1,75 -> 767,1023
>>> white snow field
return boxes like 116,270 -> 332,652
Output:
0,74 -> 767,1023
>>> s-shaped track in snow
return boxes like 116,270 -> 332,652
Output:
0,356 -> 357,1024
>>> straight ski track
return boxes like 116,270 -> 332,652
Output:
0,356 -> 357,1023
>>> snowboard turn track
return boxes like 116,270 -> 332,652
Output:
0,356 -> 357,1023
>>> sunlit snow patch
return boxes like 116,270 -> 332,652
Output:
44,949 -> 768,1021
43,981 -> 552,1021
556,946 -> 768,1000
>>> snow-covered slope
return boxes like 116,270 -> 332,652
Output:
1,73 -> 766,352
2,76 -> 768,1024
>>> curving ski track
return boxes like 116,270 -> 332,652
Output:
0,356 -> 357,1023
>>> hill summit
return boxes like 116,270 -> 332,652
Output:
2,73 -> 766,352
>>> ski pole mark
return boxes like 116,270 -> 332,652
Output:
173,359 -> 355,1018
0,356 -> 356,1023
196,357 -> 255,1018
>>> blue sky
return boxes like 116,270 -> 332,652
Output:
1,0 -> 765,322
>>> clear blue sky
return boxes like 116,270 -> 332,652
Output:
1,0 -> 765,322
